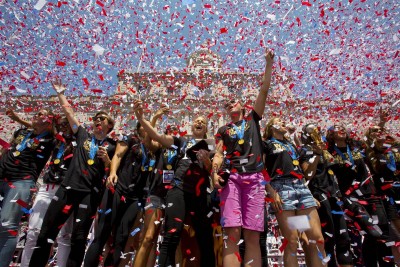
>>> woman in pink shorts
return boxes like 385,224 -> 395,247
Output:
212,49 -> 274,267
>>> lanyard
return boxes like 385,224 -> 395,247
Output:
55,142 -> 65,160
140,143 -> 148,168
89,137 -> 106,162
334,145 -> 354,166
271,138 -> 298,160
387,151 -> 397,172
231,120 -> 246,142
17,131 -> 48,151
166,148 -> 177,164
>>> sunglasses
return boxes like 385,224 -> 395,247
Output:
92,116 -> 107,121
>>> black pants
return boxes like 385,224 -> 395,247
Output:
29,186 -> 101,267
315,195 -> 353,266
83,189 -> 142,267
362,198 -> 394,267
158,187 -> 215,267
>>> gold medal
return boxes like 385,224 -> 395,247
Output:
14,151 -> 21,156
292,160 -> 299,166
87,159 -> 94,165
54,159 -> 61,165
238,139 -> 245,145
328,169 -> 334,175
148,167 -> 153,172
141,166 -> 145,171
166,164 -> 172,170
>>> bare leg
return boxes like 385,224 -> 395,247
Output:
222,227 -> 242,267
275,210 -> 299,267
133,208 -> 163,267
242,229 -> 261,267
298,208 -> 326,267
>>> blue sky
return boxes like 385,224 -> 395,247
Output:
0,0 -> 399,100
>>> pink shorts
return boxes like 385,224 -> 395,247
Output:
220,172 -> 265,232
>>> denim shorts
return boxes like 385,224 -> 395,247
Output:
145,194 -> 166,210
270,178 -> 316,211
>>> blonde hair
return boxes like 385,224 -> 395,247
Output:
263,117 -> 278,140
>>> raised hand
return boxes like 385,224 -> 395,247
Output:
154,105 -> 170,120
133,99 -> 144,121
265,48 -> 275,65
6,109 -> 20,121
51,78 -> 67,94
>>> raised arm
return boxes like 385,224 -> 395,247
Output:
144,105 -> 170,152
253,49 -> 274,118
6,108 -> 32,128
133,99 -> 174,148
378,107 -> 388,129
51,78 -> 80,134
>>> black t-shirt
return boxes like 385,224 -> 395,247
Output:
148,144 -> 180,198
171,137 -> 211,194
115,135 -> 147,199
328,145 -> 375,198
263,138 -> 303,180
42,138 -> 75,184
61,126 -> 116,193
0,129 -> 55,182
299,145 -> 341,197
370,145 -> 400,197
215,110 -> 264,173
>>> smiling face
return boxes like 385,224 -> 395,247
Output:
191,116 -> 207,139
92,112 -> 113,135
271,118 -> 287,135
369,126 -> 394,146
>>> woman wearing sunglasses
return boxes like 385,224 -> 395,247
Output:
29,79 -> 116,267
299,123 -> 352,267
211,49 -> 274,267
133,99 -> 215,267
365,124 -> 400,266
263,118 -> 326,267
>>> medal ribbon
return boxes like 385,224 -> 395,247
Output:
387,151 -> 397,172
167,148 -> 177,165
55,142 -> 65,162
231,120 -> 246,142
334,145 -> 354,166
271,138 -> 298,160
17,131 -> 49,152
140,143 -> 148,170
88,137 -> 106,163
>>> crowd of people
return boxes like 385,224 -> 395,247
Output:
0,49 -> 399,267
